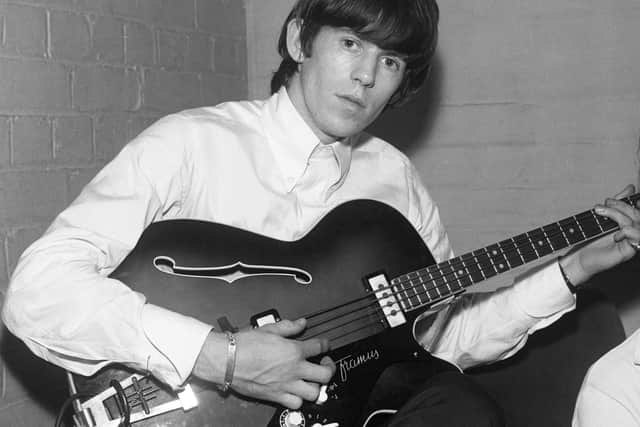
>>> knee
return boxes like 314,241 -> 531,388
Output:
434,372 -> 504,424
389,372 -> 505,427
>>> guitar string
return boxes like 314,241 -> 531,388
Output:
303,211 -> 613,342
301,198 -> 636,342
393,208 -> 617,300
395,195 -> 638,299
306,204 -> 613,322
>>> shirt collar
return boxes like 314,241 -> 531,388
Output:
262,86 -> 352,192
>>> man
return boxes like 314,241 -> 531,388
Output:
3,0 -> 640,425
573,326 -> 640,427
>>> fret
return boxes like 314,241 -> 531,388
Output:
528,235 -> 541,258
527,229 -> 553,257
486,244 -> 510,273
394,274 -> 407,284
593,210 -> 606,233
472,249 -> 498,279
422,270 -> 440,300
446,260 -> 469,291
512,233 -> 538,262
594,211 -> 616,232
415,276 -> 426,305
498,238 -> 524,268
460,255 -> 485,282
457,259 -> 472,281
556,221 -> 573,247
496,241 -> 514,269
577,213 -> 602,239
543,223 -> 569,250
392,281 -> 410,311
392,273 -> 430,308
540,228 -> 558,251
514,244 -> 527,264
404,279 -> 420,308
457,271 -> 474,288
425,268 -> 443,298
437,263 -> 456,295
558,218 -> 583,244
509,237 -> 527,265
540,225 -> 557,250
572,215 -> 588,240
392,280 -> 409,311
406,271 -> 419,281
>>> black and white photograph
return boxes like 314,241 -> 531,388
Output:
0,1 -> 639,426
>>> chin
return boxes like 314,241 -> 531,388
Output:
326,119 -> 369,140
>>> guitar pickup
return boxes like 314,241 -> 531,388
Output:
364,272 -> 407,328
250,309 -> 281,328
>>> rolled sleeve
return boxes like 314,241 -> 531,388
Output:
419,259 -> 577,369
513,260 -> 576,321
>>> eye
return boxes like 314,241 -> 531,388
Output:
381,57 -> 401,71
342,38 -> 360,50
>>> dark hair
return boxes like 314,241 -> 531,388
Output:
270,0 -> 439,106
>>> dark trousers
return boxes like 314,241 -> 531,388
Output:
363,362 -> 505,427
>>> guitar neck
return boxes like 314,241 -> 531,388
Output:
391,193 -> 640,312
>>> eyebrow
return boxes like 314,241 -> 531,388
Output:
339,28 -> 407,60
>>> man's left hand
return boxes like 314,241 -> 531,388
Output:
559,184 -> 640,288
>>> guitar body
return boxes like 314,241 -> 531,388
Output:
73,200 -> 453,426
70,193 -> 640,426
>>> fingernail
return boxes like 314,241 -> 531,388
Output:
595,206 -> 605,214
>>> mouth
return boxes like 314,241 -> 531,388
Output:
337,94 -> 366,109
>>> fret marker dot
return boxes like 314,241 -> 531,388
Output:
538,241 -> 543,246
499,264 -> 505,269
458,270 -> 464,276
569,228 -> 575,234
492,250 -> 498,255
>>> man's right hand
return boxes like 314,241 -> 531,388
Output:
193,318 -> 336,409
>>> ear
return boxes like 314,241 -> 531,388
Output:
286,19 -> 304,63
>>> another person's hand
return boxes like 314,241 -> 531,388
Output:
194,318 -> 335,409
560,184 -> 640,287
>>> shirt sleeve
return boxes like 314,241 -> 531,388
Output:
405,164 -> 576,369
416,262 -> 576,369
1,115 -> 212,388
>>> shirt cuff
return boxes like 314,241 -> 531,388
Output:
141,303 -> 212,388
513,259 -> 576,318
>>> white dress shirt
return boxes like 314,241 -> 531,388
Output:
2,87 -> 576,389
573,328 -> 640,426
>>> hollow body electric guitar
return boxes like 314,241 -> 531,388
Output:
68,196 -> 639,427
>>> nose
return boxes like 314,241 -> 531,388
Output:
351,53 -> 377,88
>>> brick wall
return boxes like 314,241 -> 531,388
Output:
0,0 -> 247,424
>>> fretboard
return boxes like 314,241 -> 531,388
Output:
390,193 -> 640,313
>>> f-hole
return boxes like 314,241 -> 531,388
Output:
153,256 -> 313,285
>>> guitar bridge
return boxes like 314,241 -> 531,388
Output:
71,373 -> 198,427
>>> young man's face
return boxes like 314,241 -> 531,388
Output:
286,23 -> 407,143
